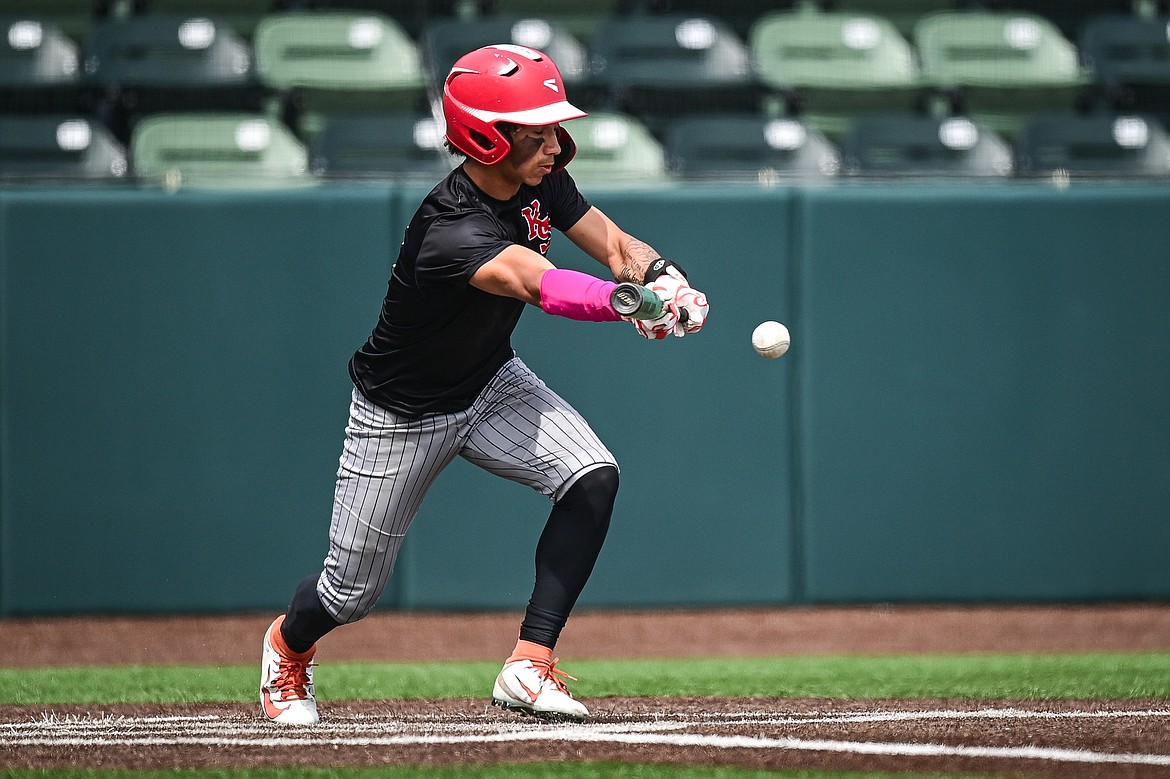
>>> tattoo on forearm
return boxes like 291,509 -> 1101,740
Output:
618,240 -> 661,283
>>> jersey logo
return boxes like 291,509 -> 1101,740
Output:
521,198 -> 552,254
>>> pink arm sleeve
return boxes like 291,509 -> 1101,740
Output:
539,268 -> 622,322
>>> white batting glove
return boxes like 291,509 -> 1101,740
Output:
628,302 -> 680,340
672,285 -> 709,336
646,266 -> 708,337
645,265 -> 686,304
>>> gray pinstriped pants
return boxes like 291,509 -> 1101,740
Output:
316,356 -> 618,624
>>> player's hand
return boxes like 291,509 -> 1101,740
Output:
645,265 -> 686,306
672,285 -> 708,335
646,267 -> 708,337
627,303 -> 679,340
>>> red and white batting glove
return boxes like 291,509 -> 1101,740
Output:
644,261 -> 708,338
627,302 -> 680,340
672,285 -> 708,336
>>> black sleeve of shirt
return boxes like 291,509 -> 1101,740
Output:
415,211 -> 511,288
544,170 -> 592,233
414,170 -> 590,288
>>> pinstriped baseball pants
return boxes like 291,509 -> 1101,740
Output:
316,356 -> 618,624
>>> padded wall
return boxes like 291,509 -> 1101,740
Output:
2,181 -> 1168,615
796,184 -> 1170,602
0,186 -> 400,614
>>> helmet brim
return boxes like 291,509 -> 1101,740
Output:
466,100 -> 587,127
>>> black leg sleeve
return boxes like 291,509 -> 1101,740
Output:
519,466 -> 618,649
281,573 -> 342,654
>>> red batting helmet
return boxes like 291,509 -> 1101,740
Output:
443,44 -> 586,170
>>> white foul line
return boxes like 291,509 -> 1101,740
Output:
4,708 -> 1170,768
707,707 -> 1170,727
564,732 -> 1170,767
4,731 -> 1170,767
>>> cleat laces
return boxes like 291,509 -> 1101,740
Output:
535,657 -> 577,697
271,658 -> 314,701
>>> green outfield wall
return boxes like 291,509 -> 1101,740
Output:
1,181 -> 1168,616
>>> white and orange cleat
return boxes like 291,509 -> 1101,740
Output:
260,615 -> 319,725
491,657 -> 590,721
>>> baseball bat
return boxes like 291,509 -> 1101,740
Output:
610,283 -> 690,324
610,282 -> 664,319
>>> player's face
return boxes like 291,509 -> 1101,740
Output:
502,124 -> 562,185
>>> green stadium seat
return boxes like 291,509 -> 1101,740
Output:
621,0 -> 802,40
587,14 -> 759,134
420,15 -> 587,93
0,17 -> 80,86
1079,14 -> 1170,124
83,14 -> 256,90
0,16 -> 91,114
964,0 -> 1132,44
131,0 -> 284,42
562,111 -> 669,182
914,11 -> 1091,139
82,14 -> 262,142
841,113 -> 1015,176
0,114 -> 128,180
0,0 -> 104,44
819,0 -> 957,40
749,10 -> 924,139
130,112 -> 311,187
292,0 -> 463,40
665,114 -> 841,179
588,13 -> 752,89
253,11 -> 427,138
1015,112 -> 1170,177
488,0 -> 621,41
308,112 -> 456,179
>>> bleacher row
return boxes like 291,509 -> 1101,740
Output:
2,0 -> 1170,184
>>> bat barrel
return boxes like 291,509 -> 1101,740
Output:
610,283 -> 664,320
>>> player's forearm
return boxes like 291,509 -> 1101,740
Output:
613,237 -> 662,284
564,208 -> 662,282
539,268 -> 622,321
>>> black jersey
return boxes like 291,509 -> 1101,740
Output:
349,166 -> 592,418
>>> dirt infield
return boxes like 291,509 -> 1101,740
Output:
3,699 -> 1169,777
4,604 -> 1170,776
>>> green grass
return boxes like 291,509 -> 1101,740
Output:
3,652 -> 1168,705
3,653 -> 1164,779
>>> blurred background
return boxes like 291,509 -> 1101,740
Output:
1,0 -> 1168,617
3,0 -> 1170,182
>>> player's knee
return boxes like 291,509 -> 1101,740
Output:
559,465 -> 619,519
587,464 -> 620,505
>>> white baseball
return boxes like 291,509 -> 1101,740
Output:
752,320 -> 790,359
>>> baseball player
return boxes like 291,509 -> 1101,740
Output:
260,44 -> 710,724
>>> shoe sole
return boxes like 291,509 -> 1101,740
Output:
490,697 -> 588,723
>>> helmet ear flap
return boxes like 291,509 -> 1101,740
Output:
551,125 -> 576,172
466,123 -> 513,165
